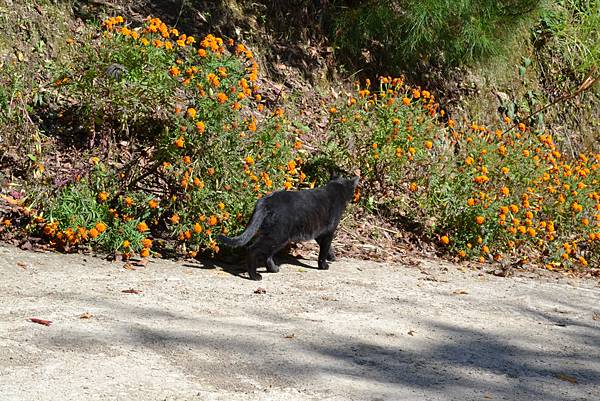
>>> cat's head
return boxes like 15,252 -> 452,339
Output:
330,175 -> 360,201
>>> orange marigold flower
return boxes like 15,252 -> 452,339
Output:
95,222 -> 107,233
473,175 -> 489,184
402,97 -> 410,105
194,178 -> 204,189
88,228 -> 99,239
98,191 -> 109,203
141,238 -> 153,248
193,223 -> 203,233
137,222 -> 148,232
170,214 -> 180,224
196,121 -> 206,133
169,66 -> 180,77
186,108 -> 197,119
123,240 -> 131,248
208,215 -> 218,226
467,198 -> 476,207
475,216 -> 485,225
140,248 -> 150,257
440,235 -> 450,245
174,136 -> 185,148
409,182 -> 418,192
148,199 -> 159,209
216,92 -> 228,104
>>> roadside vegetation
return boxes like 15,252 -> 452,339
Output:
0,1 -> 598,272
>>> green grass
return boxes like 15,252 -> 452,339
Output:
331,0 -> 543,73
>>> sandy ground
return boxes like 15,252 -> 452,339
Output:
0,243 -> 599,401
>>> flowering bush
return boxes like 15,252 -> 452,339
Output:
29,16 -> 305,257
323,77 -> 600,269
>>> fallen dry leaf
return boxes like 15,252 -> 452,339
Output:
131,259 -> 148,267
592,312 -> 600,322
29,318 -> 52,326
79,312 -> 93,319
556,373 -> 578,384
254,287 -> 267,294
284,333 -> 295,339
121,288 -> 142,294
123,263 -> 136,270
452,289 -> 469,295
16,261 -> 27,269
407,330 -> 416,336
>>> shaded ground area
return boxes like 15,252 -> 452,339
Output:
0,244 -> 599,400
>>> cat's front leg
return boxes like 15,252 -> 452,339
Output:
326,247 -> 336,261
316,232 -> 334,270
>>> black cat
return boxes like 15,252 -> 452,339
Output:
217,176 -> 359,280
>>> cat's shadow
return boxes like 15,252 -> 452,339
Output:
183,252 -> 318,280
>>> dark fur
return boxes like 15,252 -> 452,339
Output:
218,176 -> 359,280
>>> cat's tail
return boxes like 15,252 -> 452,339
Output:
217,199 -> 266,247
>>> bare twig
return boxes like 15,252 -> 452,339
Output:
503,67 -> 599,135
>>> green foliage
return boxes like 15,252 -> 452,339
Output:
322,77 -> 600,269
535,0 -> 600,74
331,0 -> 542,71
33,16 -> 304,257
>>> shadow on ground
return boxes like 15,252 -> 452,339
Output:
39,292 -> 600,399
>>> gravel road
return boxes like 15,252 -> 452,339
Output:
1,244 -> 599,401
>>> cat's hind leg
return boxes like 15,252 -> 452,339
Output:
266,256 -> 280,273
316,232 -> 334,270
326,247 -> 336,261
266,241 -> 289,273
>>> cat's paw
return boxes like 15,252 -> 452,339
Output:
248,271 -> 263,281
318,260 -> 330,270
266,260 -> 280,273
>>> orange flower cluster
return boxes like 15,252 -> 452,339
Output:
325,76 -> 599,269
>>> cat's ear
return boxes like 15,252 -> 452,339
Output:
330,169 -> 340,180
352,176 -> 360,187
